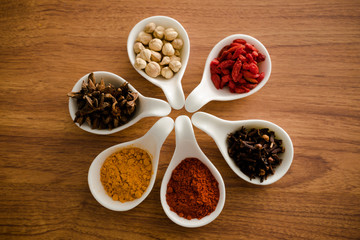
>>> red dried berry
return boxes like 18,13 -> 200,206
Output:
218,45 -> 230,58
233,39 -> 246,44
243,70 -> 260,80
232,47 -> 246,60
257,53 -> 266,62
221,68 -> 230,75
211,74 -> 221,89
249,63 -> 259,74
210,39 -> 266,94
239,55 -> 247,62
218,60 -> 235,70
232,60 -> 242,82
257,72 -> 265,82
245,43 -> 256,52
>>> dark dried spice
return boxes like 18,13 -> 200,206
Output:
67,73 -> 139,130
227,127 -> 285,182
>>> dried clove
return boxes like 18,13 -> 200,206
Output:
227,127 -> 285,182
67,73 -> 139,130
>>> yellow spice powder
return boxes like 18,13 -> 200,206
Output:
100,147 -> 152,202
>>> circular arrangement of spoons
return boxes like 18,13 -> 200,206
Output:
68,16 -> 293,228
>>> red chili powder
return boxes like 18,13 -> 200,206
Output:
166,158 -> 220,220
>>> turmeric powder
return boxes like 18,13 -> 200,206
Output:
100,147 -> 152,202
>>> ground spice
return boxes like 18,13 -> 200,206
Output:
166,158 -> 219,220
100,147 -> 152,202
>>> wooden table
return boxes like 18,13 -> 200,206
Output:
1,0 -> 359,239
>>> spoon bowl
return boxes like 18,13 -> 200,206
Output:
88,117 -> 174,211
160,115 -> 225,227
68,71 -> 171,135
192,112 -> 293,185
127,16 -> 190,110
185,34 -> 271,112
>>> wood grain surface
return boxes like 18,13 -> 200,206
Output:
1,0 -> 359,239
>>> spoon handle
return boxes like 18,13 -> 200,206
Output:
142,117 -> 174,148
140,96 -> 171,117
160,80 -> 185,110
185,83 -> 210,113
191,112 -> 233,141
174,115 -> 198,150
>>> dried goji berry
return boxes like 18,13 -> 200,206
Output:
219,51 -> 230,62
239,55 -> 247,62
218,45 -> 230,58
210,39 -> 266,94
244,77 -> 258,84
211,74 -> 221,89
227,45 -> 242,53
220,80 -> 227,89
228,80 -> 236,90
232,47 -> 246,60
238,78 -> 246,84
245,83 -> 258,89
249,63 -> 259,74
226,53 -> 233,60
235,87 -> 246,93
218,60 -> 235,69
243,70 -> 260,80
257,53 -> 266,62
246,53 -> 254,62
257,72 -> 265,82
252,50 -> 258,59
210,59 -> 221,75
239,86 -> 250,92
242,62 -> 251,70
245,43 -> 256,52
233,39 -> 246,44
230,42 -> 244,48
210,59 -> 219,66
232,60 -> 242,82
221,68 -> 230,75
222,74 -> 232,83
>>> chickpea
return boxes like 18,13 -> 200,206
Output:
150,50 -> 162,62
148,38 -> 163,52
139,49 -> 152,62
133,42 -> 145,54
153,26 -> 165,39
145,61 -> 161,78
170,55 -> 181,62
144,22 -> 156,34
164,28 -> 178,41
161,67 -> 174,79
160,56 -> 171,65
174,49 -> 181,56
162,42 -> 175,56
136,31 -> 152,45
171,38 -> 183,50
134,58 -> 147,70
169,60 -> 182,73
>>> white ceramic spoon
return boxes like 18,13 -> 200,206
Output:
160,115 -> 225,228
127,16 -> 190,110
192,112 -> 294,185
88,117 -> 174,211
68,71 -> 171,135
185,34 -> 272,113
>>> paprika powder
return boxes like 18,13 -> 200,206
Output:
166,158 -> 219,220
